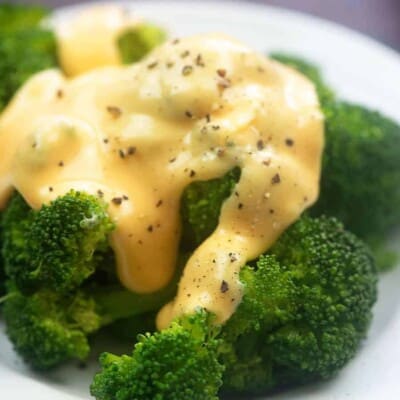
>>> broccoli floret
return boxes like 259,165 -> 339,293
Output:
312,101 -> 400,240
269,53 -> 335,107
2,191 -> 114,294
221,216 -> 377,393
3,287 -> 100,370
0,4 -> 49,33
91,311 -> 224,400
0,4 -> 57,111
118,24 -> 166,64
2,191 -> 179,370
91,216 -> 377,398
180,168 -> 240,250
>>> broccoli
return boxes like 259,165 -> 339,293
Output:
312,101 -> 400,241
91,216 -> 377,398
91,311 -> 224,400
0,4 -> 58,112
2,191 -> 178,370
269,54 -> 400,242
118,24 -> 166,64
2,191 -> 114,294
180,168 -> 240,250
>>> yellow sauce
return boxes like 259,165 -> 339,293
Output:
0,33 -> 323,329
55,5 -> 140,76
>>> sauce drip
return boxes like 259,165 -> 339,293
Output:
0,34 -> 323,329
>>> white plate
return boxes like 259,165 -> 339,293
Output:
1,1 -> 400,399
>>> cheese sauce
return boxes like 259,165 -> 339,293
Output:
55,5 -> 140,76
0,34 -> 323,329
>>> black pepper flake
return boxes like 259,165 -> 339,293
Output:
156,199 -> 163,207
147,225 -> 153,232
58,161 -> 64,167
172,38 -> 180,45
205,114 -> 211,123
138,240 -> 143,245
127,146 -> 136,155
32,142 -> 37,148
212,125 -> 220,130
147,61 -> 158,69
269,209 -> 275,214
229,253 -> 238,262
263,159 -> 271,166
285,138 -> 294,147
271,173 -> 281,184
103,138 -> 109,144
166,61 -> 174,68
238,203 -> 243,210
97,190 -> 104,198
180,50 -> 190,58
217,148 -> 225,157
195,54 -> 205,67
182,65 -> 193,76
169,157 -> 176,163
257,139 -> 264,150
189,170 -> 196,178
122,195 -> 129,200
112,197 -> 123,205
119,149 -> 125,159
56,89 -> 64,99
185,110 -> 193,118
220,280 -> 229,293
217,69 -> 227,78
49,186 -> 53,192
106,106 -> 122,119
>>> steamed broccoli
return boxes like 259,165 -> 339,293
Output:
2,191 -> 114,294
269,54 -> 400,242
91,311 -> 224,400
2,191 -> 178,370
0,4 -> 58,112
91,216 -> 377,398
118,24 -> 166,64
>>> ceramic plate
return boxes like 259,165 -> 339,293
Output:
1,1 -> 400,399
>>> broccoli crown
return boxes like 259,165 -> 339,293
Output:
0,4 -> 49,33
2,191 -> 114,294
3,287 -> 100,370
91,311 -> 224,400
180,168 -> 239,250
269,53 -> 335,107
2,190 -> 184,370
311,101 -> 400,239
118,24 -> 166,64
0,5 -> 58,111
221,216 -> 377,393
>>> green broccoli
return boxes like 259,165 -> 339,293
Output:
2,191 -> 178,370
180,168 -> 240,250
312,101 -> 400,241
2,191 -> 114,294
118,24 -> 166,64
91,216 -> 377,398
269,54 -> 400,243
0,4 -> 49,33
91,311 -> 224,400
0,4 -> 58,112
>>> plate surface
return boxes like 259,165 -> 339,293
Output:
1,1 -> 400,399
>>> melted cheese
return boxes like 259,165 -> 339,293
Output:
55,5 -> 140,76
0,34 -> 323,329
